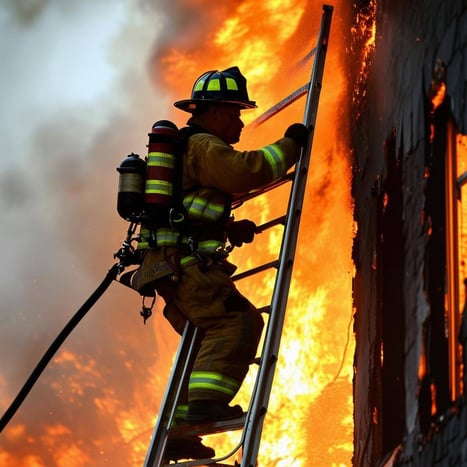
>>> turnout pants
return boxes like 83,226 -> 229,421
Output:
156,260 -> 264,406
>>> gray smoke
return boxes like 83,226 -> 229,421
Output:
0,1 -> 184,465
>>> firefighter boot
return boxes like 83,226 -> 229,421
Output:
164,436 -> 215,461
186,400 -> 244,423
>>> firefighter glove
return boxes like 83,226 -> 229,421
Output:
284,123 -> 309,148
227,220 -> 257,247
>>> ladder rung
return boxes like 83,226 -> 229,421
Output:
165,462 -> 237,467
231,172 -> 294,209
255,215 -> 287,234
143,7 -> 333,465
168,414 -> 246,438
250,83 -> 309,127
231,261 -> 278,282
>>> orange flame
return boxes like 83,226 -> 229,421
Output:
458,134 -> 467,310
456,134 -> 467,397
0,2 -> 354,466
134,0 -> 354,464
351,0 -> 376,111
150,1 -> 355,465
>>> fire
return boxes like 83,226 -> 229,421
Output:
429,59 -> 447,142
213,1 -> 306,68
455,133 -> 467,398
153,1 -> 354,465
0,1 -> 354,466
458,134 -> 467,312
351,0 -> 376,111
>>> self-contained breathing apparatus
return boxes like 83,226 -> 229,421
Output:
115,120 -> 190,322
117,120 -> 185,227
115,67 -> 260,323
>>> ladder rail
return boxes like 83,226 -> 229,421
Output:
228,216 -> 287,283
143,5 -> 333,466
144,323 -> 198,467
240,5 -> 333,465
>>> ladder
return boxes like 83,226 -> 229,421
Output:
144,5 -> 333,466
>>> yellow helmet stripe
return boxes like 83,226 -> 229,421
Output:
206,78 -> 221,91
225,77 -> 239,91
194,79 -> 206,92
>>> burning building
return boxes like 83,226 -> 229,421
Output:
2,0 -> 465,465
0,1 -> 354,466
351,0 -> 467,465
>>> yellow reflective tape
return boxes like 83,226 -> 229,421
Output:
147,152 -> 175,168
137,226 -> 226,255
145,180 -> 172,195
180,256 -> 198,267
183,195 -> 224,221
137,240 -> 149,249
137,226 -> 151,249
202,204 -> 224,220
155,231 -> 178,246
197,240 -> 224,253
225,77 -> 238,91
194,79 -> 205,92
188,382 -> 235,395
189,371 -> 239,396
190,371 -> 239,387
175,404 -> 188,417
207,78 -> 221,91
262,144 -> 286,179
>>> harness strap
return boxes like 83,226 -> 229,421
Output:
138,227 -> 226,255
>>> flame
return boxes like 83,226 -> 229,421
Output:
457,134 -> 467,303
0,1 -> 354,466
457,134 -> 467,396
351,0 -> 376,111
152,1 -> 354,465
429,59 -> 447,142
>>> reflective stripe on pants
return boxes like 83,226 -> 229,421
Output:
156,261 -> 264,403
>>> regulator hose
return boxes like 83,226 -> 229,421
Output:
0,263 -> 120,433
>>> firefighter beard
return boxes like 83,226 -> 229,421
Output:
156,259 -> 264,408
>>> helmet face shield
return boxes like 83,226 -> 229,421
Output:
174,66 -> 257,113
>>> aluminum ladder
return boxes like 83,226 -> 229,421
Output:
143,5 -> 333,466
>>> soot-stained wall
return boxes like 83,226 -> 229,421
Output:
350,1 -> 467,465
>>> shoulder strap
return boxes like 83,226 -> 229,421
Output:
171,125 -> 207,227
178,124 -> 208,144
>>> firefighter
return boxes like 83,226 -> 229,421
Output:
134,66 -> 308,460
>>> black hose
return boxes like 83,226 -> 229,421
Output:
0,263 -> 120,433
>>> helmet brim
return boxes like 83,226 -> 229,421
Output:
174,98 -> 257,113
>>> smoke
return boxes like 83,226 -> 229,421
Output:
1,0 -> 50,24
0,1 -> 185,465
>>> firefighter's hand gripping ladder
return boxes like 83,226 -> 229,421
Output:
144,6 -> 333,466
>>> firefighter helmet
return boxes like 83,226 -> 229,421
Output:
174,66 -> 257,113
